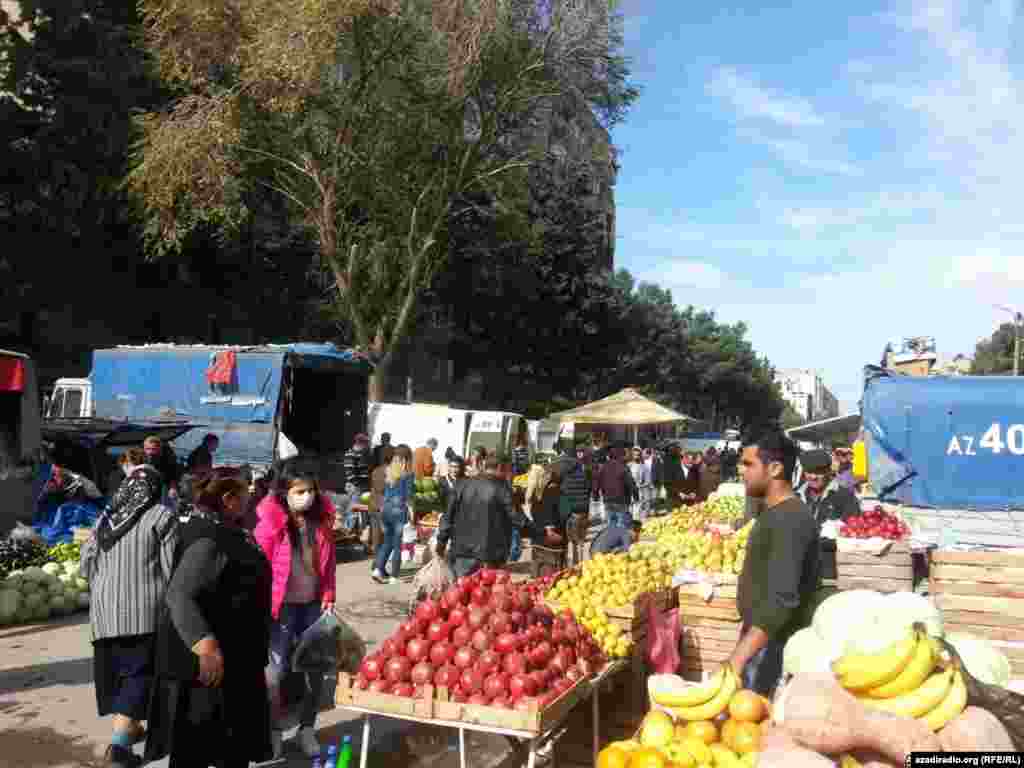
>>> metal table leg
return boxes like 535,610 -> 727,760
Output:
593,683 -> 600,764
459,727 -> 467,768
359,714 -> 371,768
526,737 -> 540,768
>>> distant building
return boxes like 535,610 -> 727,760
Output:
774,369 -> 840,422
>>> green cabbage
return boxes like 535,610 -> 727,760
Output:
49,595 -> 67,615
812,589 -> 890,653
41,562 -> 61,577
784,627 -> 842,676
77,592 -> 90,608
22,566 -> 45,583
0,589 -> 20,623
946,632 -> 1012,688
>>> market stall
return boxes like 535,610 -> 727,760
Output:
332,567 -> 641,768
551,388 -> 701,449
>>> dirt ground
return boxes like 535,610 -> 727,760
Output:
0,553 -> 542,768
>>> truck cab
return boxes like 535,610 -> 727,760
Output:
46,378 -> 92,419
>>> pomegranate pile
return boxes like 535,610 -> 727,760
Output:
356,568 -> 606,710
839,505 -> 910,541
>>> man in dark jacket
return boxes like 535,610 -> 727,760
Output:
797,449 -> 860,524
592,443 -> 638,528
436,456 -> 561,578
551,443 -> 591,565
797,448 -> 860,582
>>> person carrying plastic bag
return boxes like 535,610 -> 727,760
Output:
253,458 -> 337,760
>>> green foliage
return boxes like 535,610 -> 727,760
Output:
972,322 -> 1018,375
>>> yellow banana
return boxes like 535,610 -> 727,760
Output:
860,666 -> 953,718
863,631 -> 935,699
840,755 -> 863,768
670,667 -> 738,720
652,669 -> 725,707
832,629 -> 917,691
918,669 -> 967,732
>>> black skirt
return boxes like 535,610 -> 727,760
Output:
93,634 -> 156,720
144,673 -> 272,767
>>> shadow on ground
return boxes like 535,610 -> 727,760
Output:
0,701 -> 104,767
0,656 -> 94,693
0,613 -> 90,642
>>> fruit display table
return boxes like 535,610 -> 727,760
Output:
336,660 -> 629,768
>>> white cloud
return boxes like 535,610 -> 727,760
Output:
707,67 -> 860,177
709,67 -> 826,128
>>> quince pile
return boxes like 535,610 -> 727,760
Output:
544,552 -> 673,658
599,668 -> 771,768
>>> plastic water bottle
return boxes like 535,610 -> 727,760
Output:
312,758 -> 323,768
324,744 -> 338,768
338,735 -> 353,768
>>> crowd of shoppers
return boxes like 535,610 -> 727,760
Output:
83,435 -> 339,768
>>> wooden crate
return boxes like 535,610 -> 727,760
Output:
434,677 -> 590,734
335,674 -> 434,718
679,605 -> 743,682
677,574 -> 742,622
836,541 -> 913,593
929,548 -> 1024,676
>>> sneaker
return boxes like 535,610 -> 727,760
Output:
371,569 -> 386,584
295,726 -> 321,758
102,745 -> 141,768
270,729 -> 284,759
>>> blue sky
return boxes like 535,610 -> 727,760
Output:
611,0 -> 1024,409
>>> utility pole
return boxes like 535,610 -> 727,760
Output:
1015,312 -> 1022,377
996,305 -> 1022,375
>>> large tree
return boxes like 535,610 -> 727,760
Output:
972,322 -> 1018,375
128,0 -> 636,399
1,0 -> 162,321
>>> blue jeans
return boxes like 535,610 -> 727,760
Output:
509,528 -> 522,562
605,502 -> 632,529
268,602 -> 324,728
374,508 -> 405,577
740,628 -> 785,696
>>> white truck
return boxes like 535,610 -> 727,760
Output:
366,402 -> 532,463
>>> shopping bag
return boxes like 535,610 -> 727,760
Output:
292,611 -> 342,673
409,556 -> 454,614
646,605 -> 681,675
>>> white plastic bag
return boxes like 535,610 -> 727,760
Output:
401,522 -> 418,544
589,498 -> 605,523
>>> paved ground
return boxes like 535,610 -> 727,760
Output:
0,548 -> 542,768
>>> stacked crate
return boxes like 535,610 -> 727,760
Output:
677,575 -> 743,681
836,541 -> 914,593
929,549 -> 1024,678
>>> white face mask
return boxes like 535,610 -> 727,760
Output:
288,490 -> 316,513
123,464 -> 137,476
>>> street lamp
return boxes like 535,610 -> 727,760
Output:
995,305 -> 1023,376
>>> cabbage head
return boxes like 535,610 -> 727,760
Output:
946,632 -> 1012,688
0,589 -> 20,624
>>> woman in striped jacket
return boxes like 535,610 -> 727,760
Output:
80,448 -> 179,768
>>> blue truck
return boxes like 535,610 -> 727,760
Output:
861,366 -> 1024,548
47,343 -> 373,491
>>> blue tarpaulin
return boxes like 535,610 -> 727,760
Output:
90,344 -> 371,468
862,367 -> 1024,509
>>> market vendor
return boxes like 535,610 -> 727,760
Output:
797,449 -> 860,524
727,430 -> 820,696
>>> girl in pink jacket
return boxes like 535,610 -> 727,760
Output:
254,458 -> 337,759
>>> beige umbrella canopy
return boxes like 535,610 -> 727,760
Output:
552,388 -> 698,426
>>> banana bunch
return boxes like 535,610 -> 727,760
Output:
651,665 -> 739,720
832,625 -> 967,731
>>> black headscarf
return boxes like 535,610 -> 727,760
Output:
97,465 -> 164,551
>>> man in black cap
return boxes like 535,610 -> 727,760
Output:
797,449 -> 860,525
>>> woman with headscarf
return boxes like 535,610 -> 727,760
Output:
525,463 -> 568,576
80,450 -> 179,768
144,474 -> 274,768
